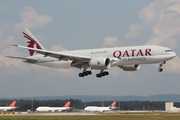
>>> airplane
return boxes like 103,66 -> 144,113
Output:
84,101 -> 117,112
0,101 -> 17,111
6,29 -> 176,78
36,101 -> 71,112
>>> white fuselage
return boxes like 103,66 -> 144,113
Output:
0,107 -> 17,111
26,45 -> 176,69
36,107 -> 71,112
84,106 -> 117,112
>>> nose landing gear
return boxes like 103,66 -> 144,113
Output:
158,68 -> 163,72
158,61 -> 166,72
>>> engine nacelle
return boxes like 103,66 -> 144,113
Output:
89,57 -> 111,70
120,65 -> 140,71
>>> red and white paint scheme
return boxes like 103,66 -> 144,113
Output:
63,101 -> 71,107
36,101 -> 71,112
0,101 -> 17,111
84,101 -> 117,112
6,29 -> 176,78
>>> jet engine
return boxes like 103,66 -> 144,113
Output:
120,65 -> 140,71
89,57 -> 111,70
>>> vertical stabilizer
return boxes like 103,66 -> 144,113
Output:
22,28 -> 46,56
109,101 -> 117,109
63,101 -> 71,107
165,102 -> 174,112
9,101 -> 16,107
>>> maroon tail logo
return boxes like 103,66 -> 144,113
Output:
23,32 -> 41,56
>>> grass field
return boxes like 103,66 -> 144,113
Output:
0,112 -> 180,120
0,115 -> 180,120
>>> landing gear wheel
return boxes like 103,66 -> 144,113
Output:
88,71 -> 92,75
83,71 -> 88,76
79,70 -> 92,77
96,74 -> 101,78
104,71 -> 109,75
78,73 -> 81,77
79,73 -> 84,77
158,68 -> 163,72
158,61 -> 165,72
96,71 -> 109,78
101,73 -> 105,77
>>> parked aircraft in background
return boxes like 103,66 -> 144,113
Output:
36,101 -> 71,112
0,101 -> 17,111
84,101 -> 117,112
6,29 -> 176,78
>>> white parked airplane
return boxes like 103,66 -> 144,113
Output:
84,101 -> 117,112
6,29 -> 176,78
36,101 -> 71,112
0,101 -> 17,111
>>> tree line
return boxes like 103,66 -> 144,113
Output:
1,99 -> 180,111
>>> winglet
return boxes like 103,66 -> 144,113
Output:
9,43 -> 19,47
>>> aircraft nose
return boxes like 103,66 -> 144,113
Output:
168,51 -> 176,60
172,51 -> 176,58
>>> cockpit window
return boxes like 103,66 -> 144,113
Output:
165,50 -> 172,52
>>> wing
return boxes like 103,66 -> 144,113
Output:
11,44 -> 91,68
11,44 -> 91,61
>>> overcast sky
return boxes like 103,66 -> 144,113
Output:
0,0 -> 180,98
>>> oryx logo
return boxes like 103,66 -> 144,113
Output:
23,32 -> 42,56
97,61 -> 100,65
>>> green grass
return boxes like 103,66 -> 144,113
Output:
0,115 -> 180,120
0,112 -> 180,120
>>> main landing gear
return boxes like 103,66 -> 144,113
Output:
158,61 -> 166,72
78,69 -> 109,78
96,70 -> 109,78
79,71 -> 92,77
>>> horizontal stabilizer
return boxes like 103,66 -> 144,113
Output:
6,56 -> 39,61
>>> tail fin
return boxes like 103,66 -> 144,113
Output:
9,101 -> 16,107
22,28 -> 46,56
109,101 -> 116,109
63,101 -> 71,107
